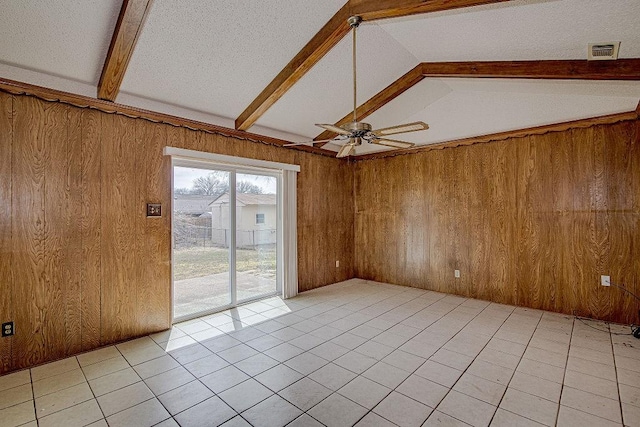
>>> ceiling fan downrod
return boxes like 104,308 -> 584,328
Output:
348,16 -> 362,124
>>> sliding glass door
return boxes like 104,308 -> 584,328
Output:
172,162 -> 280,321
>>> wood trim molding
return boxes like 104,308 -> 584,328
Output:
350,0 -> 510,21
354,110 -> 640,161
420,59 -> 640,80
98,0 -> 154,101
315,65 -> 424,143
234,3 -> 352,131
0,77 -> 338,158
234,0 -> 509,132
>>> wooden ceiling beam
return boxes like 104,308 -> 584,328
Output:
314,58 -> 640,142
350,0 -> 510,21
234,3 -> 352,131
315,64 -> 424,144
234,0 -> 510,132
98,0 -> 154,101
420,59 -> 640,80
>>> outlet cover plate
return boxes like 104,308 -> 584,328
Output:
601,275 -> 611,287
454,270 -> 461,278
2,322 -> 14,337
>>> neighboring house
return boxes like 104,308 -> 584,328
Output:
210,193 -> 277,247
174,194 -> 217,217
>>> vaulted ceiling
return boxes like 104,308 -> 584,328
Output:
1,0 -> 639,157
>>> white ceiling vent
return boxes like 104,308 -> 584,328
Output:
588,42 -> 620,60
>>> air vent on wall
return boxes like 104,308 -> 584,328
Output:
588,42 -> 620,60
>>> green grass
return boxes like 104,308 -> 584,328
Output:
173,246 -> 276,281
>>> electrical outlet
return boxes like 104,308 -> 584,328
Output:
2,322 -> 14,337
601,275 -> 611,287
336,260 -> 340,268
454,270 -> 461,278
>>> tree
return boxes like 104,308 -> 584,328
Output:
192,172 -> 228,197
237,181 -> 263,194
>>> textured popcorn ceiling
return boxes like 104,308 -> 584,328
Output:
0,0 -> 638,149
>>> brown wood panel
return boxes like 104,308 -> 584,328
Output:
355,120 -> 640,324
80,109 -> 102,351
0,93 -> 13,372
11,96 -> 49,369
100,114 -> 138,344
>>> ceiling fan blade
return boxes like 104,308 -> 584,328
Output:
316,123 -> 351,136
284,138 -> 336,147
336,143 -> 355,158
371,121 -> 429,137
371,138 -> 415,149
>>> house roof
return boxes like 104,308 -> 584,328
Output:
1,1 -> 639,157
210,193 -> 276,207
174,194 -> 217,215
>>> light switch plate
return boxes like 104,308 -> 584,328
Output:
147,203 -> 162,217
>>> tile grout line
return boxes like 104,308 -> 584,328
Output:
609,321 -> 626,427
487,310 -> 545,426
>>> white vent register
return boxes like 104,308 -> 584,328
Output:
588,42 -> 620,60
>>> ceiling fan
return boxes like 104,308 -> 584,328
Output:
286,16 -> 428,158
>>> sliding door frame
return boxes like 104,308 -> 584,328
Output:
171,158 -> 283,323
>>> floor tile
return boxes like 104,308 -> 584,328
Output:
245,334 -> 283,352
255,364 -> 304,392
218,378 -> 273,412
566,356 -> 616,381
89,366 -> 141,397
0,370 -> 31,393
338,376 -> 391,409
500,388 -> 558,426
158,380 -> 213,415
288,413 -> 325,427
81,355 -> 130,381
38,399 -> 103,427
76,346 -> 121,367
284,351 -> 329,375
144,366 -> 195,395
217,343 -> 259,364
508,371 -> 561,403
97,381 -> 154,417
235,353 -> 279,376
183,353 -> 229,378
430,348 -> 474,371
423,410 -> 471,426
308,363 -> 357,391
330,332 -> 368,350
289,334 -> 326,351
490,408 -> 544,426
220,415 -> 252,427
562,369 -> 618,399
30,357 -> 79,382
200,365 -> 249,394
622,402 -> 640,427
382,349 -> 426,372
0,400 -> 36,427
397,374 -> 449,408
32,368 -> 86,398
515,358 -> 563,384
173,396 -> 236,427
559,386 -> 621,423
453,373 -> 506,406
133,354 -> 180,379
415,360 -> 463,388
334,351 -> 378,374
307,393 -> 368,427
278,377 -> 332,411
619,383 -> 640,407
264,342 -> 305,362
556,405 -> 621,427
241,394 -> 302,427
0,383 -> 32,410
201,335 -> 241,353
35,382 -> 93,418
106,397 -> 170,427
373,390 -> 432,426
437,390 -> 497,427
310,342 -> 350,361
362,361 -> 411,389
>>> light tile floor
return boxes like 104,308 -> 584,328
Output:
1,279 -> 639,427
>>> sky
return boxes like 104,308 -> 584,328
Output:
173,166 -> 277,193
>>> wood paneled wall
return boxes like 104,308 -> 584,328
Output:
354,119 -> 640,324
0,92 -> 354,374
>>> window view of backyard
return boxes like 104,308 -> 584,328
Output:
173,166 -> 278,320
